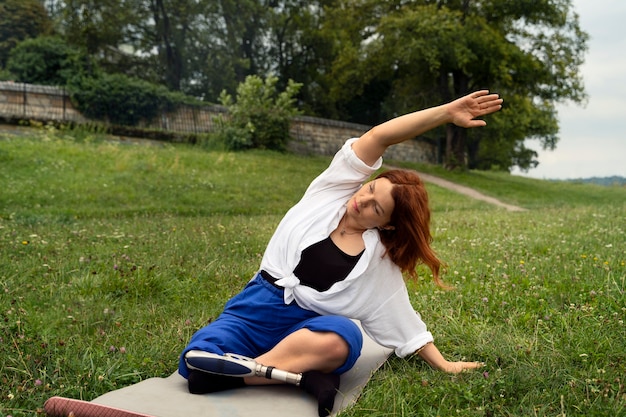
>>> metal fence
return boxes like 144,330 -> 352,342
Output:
0,81 -> 228,134
0,82 -> 86,123
0,81 -> 436,162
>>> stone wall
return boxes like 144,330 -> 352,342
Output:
0,81 -> 437,163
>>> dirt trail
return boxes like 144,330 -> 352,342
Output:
415,171 -> 527,212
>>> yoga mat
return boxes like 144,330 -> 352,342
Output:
46,322 -> 392,417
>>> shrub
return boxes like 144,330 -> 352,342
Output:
6,36 -> 87,86
68,73 -> 188,126
217,75 -> 302,151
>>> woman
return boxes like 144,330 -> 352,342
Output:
179,90 -> 503,416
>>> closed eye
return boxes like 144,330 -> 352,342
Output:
369,182 -> 382,215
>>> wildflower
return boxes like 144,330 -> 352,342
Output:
482,297 -> 488,303
119,347 -> 126,354
109,345 -> 116,352
35,379 -> 42,386
483,371 -> 489,379
21,240 -> 29,245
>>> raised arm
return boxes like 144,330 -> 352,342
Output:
352,90 -> 503,166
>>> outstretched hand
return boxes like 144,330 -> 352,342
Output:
448,90 -> 503,128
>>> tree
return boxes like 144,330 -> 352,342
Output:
183,0 -> 274,100
46,0 -> 156,80
323,0 -> 588,171
264,1 -> 338,116
0,0 -> 53,68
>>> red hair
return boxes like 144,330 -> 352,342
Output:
375,169 -> 447,288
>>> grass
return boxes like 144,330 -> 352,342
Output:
1,127 -> 624,417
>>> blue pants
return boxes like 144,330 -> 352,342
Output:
178,273 -> 363,378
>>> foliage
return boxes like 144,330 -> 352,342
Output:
67,73 -> 191,126
0,66 -> 13,81
0,0 -> 53,68
6,36 -> 87,86
323,0 -> 588,171
216,75 -> 302,151
0,131 -> 624,417
39,0 -> 588,172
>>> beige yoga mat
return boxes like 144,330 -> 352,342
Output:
46,322 -> 392,417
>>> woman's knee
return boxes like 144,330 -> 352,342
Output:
318,331 -> 350,362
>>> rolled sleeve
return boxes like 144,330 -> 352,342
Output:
359,285 -> 434,358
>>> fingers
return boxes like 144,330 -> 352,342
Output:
474,93 -> 504,110
447,361 -> 485,373
470,90 -> 490,98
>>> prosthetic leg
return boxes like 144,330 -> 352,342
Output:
184,350 -> 302,385
184,350 -> 339,417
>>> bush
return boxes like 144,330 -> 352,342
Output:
67,73 -> 188,126
0,67 -> 14,81
217,75 -> 302,151
6,36 -> 86,86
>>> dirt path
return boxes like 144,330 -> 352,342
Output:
416,171 -> 526,212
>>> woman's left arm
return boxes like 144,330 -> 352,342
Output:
417,342 -> 484,374
352,90 -> 503,166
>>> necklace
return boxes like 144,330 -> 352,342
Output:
339,218 -> 364,236
340,227 -> 362,236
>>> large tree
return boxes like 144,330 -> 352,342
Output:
0,0 -> 53,68
324,0 -> 588,171
46,0 -> 276,99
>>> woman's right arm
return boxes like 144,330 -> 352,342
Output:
351,91 -> 502,166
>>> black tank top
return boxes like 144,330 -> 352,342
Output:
292,236 -> 363,292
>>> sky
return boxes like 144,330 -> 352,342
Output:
512,0 -> 626,180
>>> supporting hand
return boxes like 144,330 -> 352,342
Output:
416,342 -> 485,374
439,360 -> 485,374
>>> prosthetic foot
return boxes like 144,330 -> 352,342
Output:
184,350 -> 302,385
185,351 -> 337,416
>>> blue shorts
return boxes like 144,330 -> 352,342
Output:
178,273 -> 363,378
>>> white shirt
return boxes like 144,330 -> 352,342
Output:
259,138 -> 434,357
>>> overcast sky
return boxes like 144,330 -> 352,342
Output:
512,0 -> 626,180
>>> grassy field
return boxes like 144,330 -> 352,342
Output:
1,127 -> 624,417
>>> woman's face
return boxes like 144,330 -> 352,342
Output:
346,178 -> 395,230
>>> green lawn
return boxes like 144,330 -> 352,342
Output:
1,128 -> 624,417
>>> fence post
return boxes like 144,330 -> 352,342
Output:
23,83 -> 27,118
193,105 -> 197,134
62,86 -> 67,121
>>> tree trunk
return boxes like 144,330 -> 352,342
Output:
153,0 -> 183,91
443,70 -> 469,169
445,124 -> 467,170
